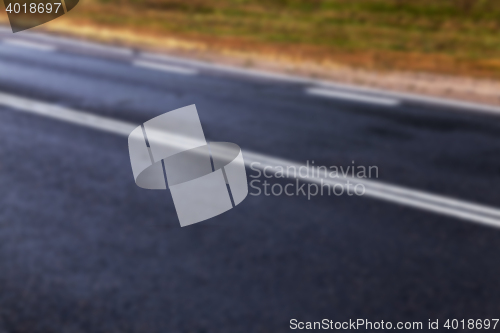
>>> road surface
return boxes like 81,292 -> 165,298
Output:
0,29 -> 499,332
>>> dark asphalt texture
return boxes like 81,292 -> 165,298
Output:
0,38 -> 500,332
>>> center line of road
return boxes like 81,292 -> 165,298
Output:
25,33 -> 134,55
2,39 -> 56,52
306,87 -> 400,106
3,30 -> 500,116
133,60 -> 198,75
0,91 -> 498,228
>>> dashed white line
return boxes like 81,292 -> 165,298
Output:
314,81 -> 500,116
142,51 -> 500,113
306,87 -> 400,106
138,52 -> 500,115
140,52 -> 302,81
133,60 -> 198,75
25,33 -> 134,55
0,91 -> 499,228
2,39 -> 55,52
1,29 -> 500,115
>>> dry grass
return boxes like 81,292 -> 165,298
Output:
3,0 -> 500,78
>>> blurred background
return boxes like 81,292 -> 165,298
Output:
4,0 -> 500,103
19,0 -> 500,75
0,0 -> 499,332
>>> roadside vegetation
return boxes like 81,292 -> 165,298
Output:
10,0 -> 500,77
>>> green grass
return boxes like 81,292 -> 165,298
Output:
70,0 -> 500,76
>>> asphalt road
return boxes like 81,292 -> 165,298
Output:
0,31 -> 500,333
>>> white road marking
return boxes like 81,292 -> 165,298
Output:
243,154 -> 500,228
315,81 -> 500,116
0,91 -> 499,228
2,28 -> 500,115
25,33 -> 134,55
2,39 -> 55,52
140,52 -> 302,81
133,60 -> 198,75
139,53 -> 500,115
306,87 -> 400,106
0,92 -> 134,135
1,28 -> 500,115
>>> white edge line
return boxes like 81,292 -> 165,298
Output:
0,91 -> 500,228
0,92 -> 134,135
2,39 -> 55,52
306,87 -> 400,106
133,60 -> 197,75
243,153 -> 500,221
